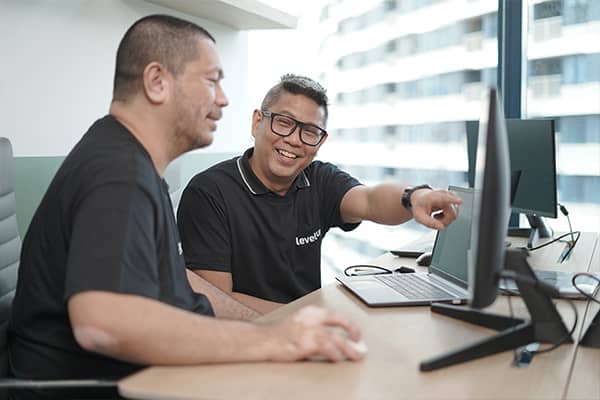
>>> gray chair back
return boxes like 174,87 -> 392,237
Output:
0,139 -> 117,395
0,138 -> 21,377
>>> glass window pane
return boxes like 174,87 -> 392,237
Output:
525,0 -> 600,232
315,1 -> 497,276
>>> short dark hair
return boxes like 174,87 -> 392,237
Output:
113,14 -> 215,101
261,74 -> 329,125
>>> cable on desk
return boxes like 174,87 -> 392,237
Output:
344,264 -> 415,276
558,203 -> 576,245
526,231 -> 581,252
533,203 -> 580,262
501,275 -> 578,359
571,272 -> 600,305
344,265 -> 393,276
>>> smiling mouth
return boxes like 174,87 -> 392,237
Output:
277,149 -> 298,159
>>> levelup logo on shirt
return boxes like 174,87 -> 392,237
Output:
295,228 -> 322,246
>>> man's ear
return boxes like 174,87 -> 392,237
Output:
251,109 -> 262,138
143,62 -> 169,104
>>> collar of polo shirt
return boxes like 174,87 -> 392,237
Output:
236,148 -> 310,196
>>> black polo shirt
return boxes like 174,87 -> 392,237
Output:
177,148 -> 362,303
8,115 -> 214,381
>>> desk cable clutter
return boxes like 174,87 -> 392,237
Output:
419,248 -> 573,372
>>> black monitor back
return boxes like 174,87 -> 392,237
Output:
466,119 -> 557,218
469,89 -> 511,309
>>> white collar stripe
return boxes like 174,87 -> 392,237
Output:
302,171 -> 311,187
236,157 -> 257,195
236,157 -> 310,194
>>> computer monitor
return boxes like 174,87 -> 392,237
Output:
419,88 -> 571,372
466,119 -> 557,248
468,89 -> 512,309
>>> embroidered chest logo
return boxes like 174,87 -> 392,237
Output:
295,228 -> 322,246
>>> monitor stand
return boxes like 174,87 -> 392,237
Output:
419,248 -> 571,372
580,309 -> 600,348
508,215 -> 552,249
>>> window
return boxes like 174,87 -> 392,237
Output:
525,0 -> 600,231
563,0 -> 600,24
315,0 -> 599,281
534,0 -> 562,19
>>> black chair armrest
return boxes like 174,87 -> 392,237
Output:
0,378 -> 116,389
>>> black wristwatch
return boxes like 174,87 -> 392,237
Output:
402,184 -> 433,210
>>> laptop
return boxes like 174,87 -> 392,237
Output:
499,270 -> 600,299
336,186 -> 473,307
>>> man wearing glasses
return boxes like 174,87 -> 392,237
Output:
177,74 -> 462,314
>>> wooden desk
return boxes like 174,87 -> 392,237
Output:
119,233 -> 599,400
565,231 -> 600,400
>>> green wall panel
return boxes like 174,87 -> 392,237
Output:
13,156 -> 63,237
12,151 -> 237,237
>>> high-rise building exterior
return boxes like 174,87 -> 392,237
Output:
313,0 -> 600,278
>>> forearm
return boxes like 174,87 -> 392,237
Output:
190,269 -> 283,315
70,292 -> 367,365
186,269 -> 261,320
342,184 -> 461,230
362,183 -> 413,224
69,291 -> 272,366
231,291 -> 283,315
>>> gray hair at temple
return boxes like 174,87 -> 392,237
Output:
261,74 -> 329,126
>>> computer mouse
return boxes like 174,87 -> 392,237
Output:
394,266 -> 415,274
307,327 -> 368,361
416,251 -> 433,266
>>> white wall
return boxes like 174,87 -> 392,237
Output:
0,0 -> 251,156
246,2 -> 323,113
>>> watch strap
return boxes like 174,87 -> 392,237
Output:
402,184 -> 433,210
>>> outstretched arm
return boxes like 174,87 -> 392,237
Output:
340,183 -> 462,230
68,291 -> 364,365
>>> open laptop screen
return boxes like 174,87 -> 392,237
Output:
429,186 -> 474,289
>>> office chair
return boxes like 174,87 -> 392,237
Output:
0,137 -> 117,397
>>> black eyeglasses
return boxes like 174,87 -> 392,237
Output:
260,110 -> 327,146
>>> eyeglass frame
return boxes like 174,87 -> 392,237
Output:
260,110 -> 328,146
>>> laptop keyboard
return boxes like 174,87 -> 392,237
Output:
376,274 -> 457,300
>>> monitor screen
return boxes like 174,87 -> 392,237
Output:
429,186 -> 474,288
468,88 -> 512,309
466,119 -> 557,218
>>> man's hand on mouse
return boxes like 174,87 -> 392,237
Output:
262,306 -> 366,363
410,189 -> 463,231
